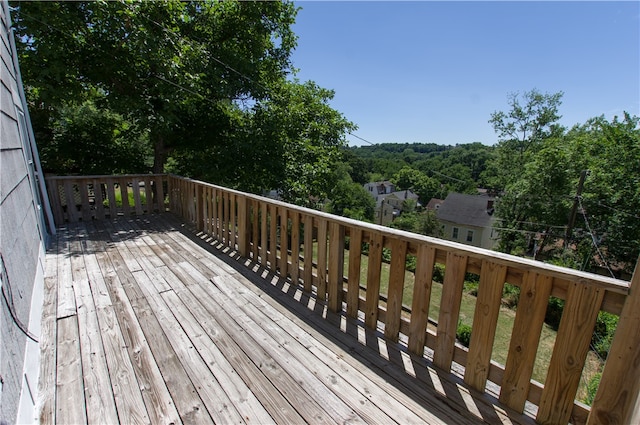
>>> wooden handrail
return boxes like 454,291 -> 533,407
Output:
45,174 -> 169,225
46,174 -> 636,424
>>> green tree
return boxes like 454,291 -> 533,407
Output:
564,114 -> 640,273
487,90 -> 565,254
326,163 -> 375,221
13,0 -> 298,172
37,95 -> 149,175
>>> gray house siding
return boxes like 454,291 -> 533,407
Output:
1,1 -> 51,423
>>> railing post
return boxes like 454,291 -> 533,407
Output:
588,257 -> 640,425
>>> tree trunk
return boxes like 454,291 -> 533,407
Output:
152,132 -> 167,174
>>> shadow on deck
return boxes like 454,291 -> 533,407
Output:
40,214 -> 531,424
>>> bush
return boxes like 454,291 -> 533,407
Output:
433,263 -> 445,283
591,311 -> 618,360
456,322 -> 472,347
502,283 -> 520,308
583,372 -> 602,406
545,296 -> 565,330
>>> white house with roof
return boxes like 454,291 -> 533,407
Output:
436,193 -> 497,249
364,181 -> 420,225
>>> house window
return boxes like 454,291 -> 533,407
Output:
467,230 -> 474,242
452,227 -> 459,239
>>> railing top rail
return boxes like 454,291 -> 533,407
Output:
46,173 -> 168,181
173,175 -> 630,295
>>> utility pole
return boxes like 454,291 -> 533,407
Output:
565,170 -> 589,248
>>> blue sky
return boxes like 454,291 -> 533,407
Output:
290,1 -> 640,146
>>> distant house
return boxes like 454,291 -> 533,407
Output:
425,198 -> 444,211
436,193 -> 497,249
364,181 -> 420,225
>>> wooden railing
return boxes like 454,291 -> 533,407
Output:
46,174 -> 169,225
46,174 -> 640,424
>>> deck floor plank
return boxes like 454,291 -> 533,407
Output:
41,214 -> 535,425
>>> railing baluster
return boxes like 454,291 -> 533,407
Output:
260,201 -> 268,267
132,177 -> 142,216
78,179 -> 91,221
364,232 -> 383,329
195,182 -> 203,231
278,206 -> 288,279
237,195 -> 249,257
268,203 -> 277,269
434,252 -> 468,371
346,227 -> 363,318
251,199 -> 259,262
93,179 -> 105,221
327,222 -> 345,313
538,282 -> 604,424
385,238 -> 408,342
316,219 -> 328,300
408,244 -> 436,355
464,260 -> 507,392
290,211 -> 300,284
63,180 -> 78,222
302,214 -> 313,292
500,272 -> 553,413
120,178 -> 130,217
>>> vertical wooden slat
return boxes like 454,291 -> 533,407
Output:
260,201 -> 268,267
499,272 -> 553,413
385,238 -> 408,342
106,178 -> 117,218
303,214 -> 313,292
327,222 -> 345,313
588,257 -> 640,425
316,219 -> 328,300
223,191 -> 230,246
230,192 -> 237,248
464,260 -> 507,391
64,180 -> 78,222
364,232 -> 384,329
538,282 -> 604,424
132,178 -> 143,216
251,200 -> 259,262
195,182 -> 203,231
268,203 -> 278,270
347,227 -> 363,318
119,180 -> 130,217
93,180 -> 105,221
207,186 -> 214,235
217,189 -> 224,240
237,195 -> 249,257
433,252 -> 468,371
210,187 -> 218,238
46,179 -> 64,225
79,179 -> 92,221
290,211 -> 300,284
279,207 -> 288,279
408,244 -> 436,355
143,176 -> 152,213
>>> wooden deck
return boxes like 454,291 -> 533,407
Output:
40,214 -> 533,424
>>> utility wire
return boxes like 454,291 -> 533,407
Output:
578,197 -> 616,278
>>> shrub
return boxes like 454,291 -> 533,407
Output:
433,263 -> 445,283
502,283 -> 520,308
583,372 -> 602,406
456,322 -> 472,347
545,296 -> 565,330
591,311 -> 618,360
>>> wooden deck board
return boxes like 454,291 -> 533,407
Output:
41,214 -> 529,425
